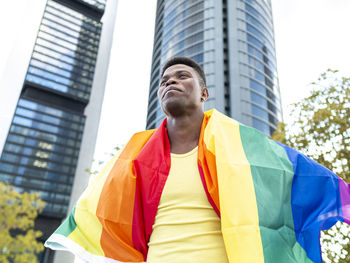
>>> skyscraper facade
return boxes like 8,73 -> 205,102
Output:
146,0 -> 282,136
0,0 -> 117,262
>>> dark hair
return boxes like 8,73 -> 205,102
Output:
160,56 -> 206,88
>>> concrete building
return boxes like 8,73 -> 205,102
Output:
146,0 -> 282,136
0,0 -> 118,262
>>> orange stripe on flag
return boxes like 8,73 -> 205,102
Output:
96,131 -> 155,261
198,110 -> 220,214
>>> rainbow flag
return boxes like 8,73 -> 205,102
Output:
45,109 -> 350,262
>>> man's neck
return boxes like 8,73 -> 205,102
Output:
166,110 -> 204,154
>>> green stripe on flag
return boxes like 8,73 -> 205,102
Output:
239,125 -> 311,262
55,205 -> 77,237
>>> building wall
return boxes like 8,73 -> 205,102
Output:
146,0 -> 282,136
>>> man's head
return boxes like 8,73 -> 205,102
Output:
160,56 -> 207,88
158,56 -> 209,117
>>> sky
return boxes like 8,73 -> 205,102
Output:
1,0 -> 350,165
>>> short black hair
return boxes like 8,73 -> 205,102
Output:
160,56 -> 206,88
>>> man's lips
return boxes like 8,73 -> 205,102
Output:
162,87 -> 182,98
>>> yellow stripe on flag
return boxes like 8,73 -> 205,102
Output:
204,111 -> 264,263
68,153 -> 121,256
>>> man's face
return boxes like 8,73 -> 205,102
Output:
158,64 -> 208,116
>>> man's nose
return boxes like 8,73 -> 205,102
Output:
166,77 -> 177,86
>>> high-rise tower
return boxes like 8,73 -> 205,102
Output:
146,0 -> 282,136
0,0 -> 118,262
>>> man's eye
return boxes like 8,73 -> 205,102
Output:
179,74 -> 187,79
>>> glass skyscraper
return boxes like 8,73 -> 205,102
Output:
0,0 -> 117,262
146,0 -> 282,136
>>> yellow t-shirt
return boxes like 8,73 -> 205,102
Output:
147,147 -> 228,263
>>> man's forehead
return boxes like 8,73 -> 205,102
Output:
162,64 -> 195,77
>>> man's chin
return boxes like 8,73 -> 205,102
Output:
162,100 -> 187,117
162,101 -> 201,118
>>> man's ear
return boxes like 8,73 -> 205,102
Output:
201,87 -> 209,102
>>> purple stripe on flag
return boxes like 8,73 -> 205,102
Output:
339,179 -> 350,224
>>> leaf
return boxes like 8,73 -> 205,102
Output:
0,182 -> 46,262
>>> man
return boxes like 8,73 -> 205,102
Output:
46,57 -> 350,263
147,58 -> 227,262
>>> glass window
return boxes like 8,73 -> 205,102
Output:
4,143 -> 21,153
46,6 -> 83,28
248,66 -> 264,83
35,45 -> 75,65
269,113 -> 279,126
42,19 -> 80,38
33,51 -> 73,72
0,163 -> 16,173
0,173 -> 14,183
252,118 -> 270,135
7,134 -> 26,144
26,73 -> 67,94
252,104 -> 268,121
13,115 -> 81,139
36,38 -> 74,57
30,59 -> 71,78
39,31 -> 77,52
13,116 -> 32,127
28,65 -> 70,85
248,44 -> 263,61
15,108 -> 83,132
246,24 -> 274,53
248,55 -> 264,71
245,12 -> 273,40
250,79 -> 265,94
39,27 -> 98,54
26,69 -> 90,95
267,101 -> 278,115
48,0 -> 84,21
44,13 -> 82,33
245,3 -> 272,31
184,42 -> 203,56
251,91 -> 267,107
245,1 -> 272,28
1,153 -> 20,163
18,99 -> 85,124
191,53 -> 203,63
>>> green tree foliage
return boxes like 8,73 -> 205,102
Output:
272,69 -> 350,262
0,182 -> 46,263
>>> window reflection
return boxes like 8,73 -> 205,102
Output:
34,45 -> 96,71
252,118 -> 270,135
18,99 -> 84,123
26,71 -> 90,98
33,51 -> 73,72
31,59 -> 71,78
252,104 -> 268,121
250,79 -> 265,94
246,24 -> 274,53
10,125 -> 79,147
251,91 -> 267,107
246,35 -> 275,65
16,107 -> 83,130
26,73 -> 67,94
29,59 -> 92,86
13,116 -> 79,139
245,3 -> 272,31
